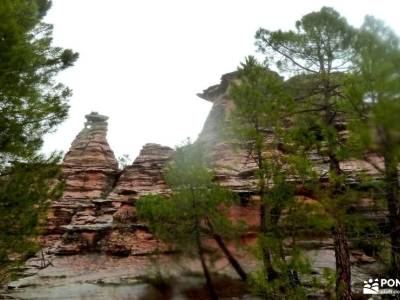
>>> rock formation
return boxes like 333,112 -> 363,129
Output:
197,73 -> 385,194
197,72 -> 259,193
108,143 -> 174,202
43,76 -> 386,258
102,143 -> 174,256
43,115 -> 173,256
46,112 -> 119,241
6,78 -> 388,298
195,74 -> 389,266
62,112 -> 119,199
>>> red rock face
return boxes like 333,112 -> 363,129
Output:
62,112 -> 119,200
44,119 -> 174,255
100,143 -> 174,255
42,74 -> 386,258
197,73 -> 387,227
197,73 -> 385,190
47,113 -> 119,238
197,74 -> 260,193
108,143 -> 174,202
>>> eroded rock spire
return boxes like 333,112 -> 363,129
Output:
44,113 -> 172,255
46,112 -> 119,237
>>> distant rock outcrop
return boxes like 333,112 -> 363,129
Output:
197,73 -> 387,225
108,143 -> 174,202
199,73 -> 386,183
44,113 -> 173,256
62,112 -> 119,199
101,143 -> 174,256
197,72 -> 259,193
46,112 -> 119,238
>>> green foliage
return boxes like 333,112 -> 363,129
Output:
252,6 -> 400,297
253,8 -> 372,298
0,0 -> 77,277
248,253 -> 310,299
255,6 -> 363,223
0,0 -> 78,163
137,142 -> 239,254
228,57 -> 315,297
0,154 -> 63,266
256,7 -> 354,75
347,16 -> 400,160
346,15 -> 400,276
321,267 -> 336,296
137,141 -> 245,299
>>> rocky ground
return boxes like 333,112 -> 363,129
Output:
2,253 -> 256,300
1,243 -> 384,300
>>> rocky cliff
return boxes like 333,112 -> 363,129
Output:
45,112 -> 119,245
200,74 -> 388,240
42,75 -> 386,257
197,72 -> 259,193
43,113 -> 173,257
108,143 -> 174,202
197,73 -> 385,196
7,76 -> 389,297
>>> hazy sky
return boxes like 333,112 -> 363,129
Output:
42,0 -> 400,160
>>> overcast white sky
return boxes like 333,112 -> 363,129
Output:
42,0 -> 400,160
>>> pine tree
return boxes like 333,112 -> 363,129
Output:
228,57 -> 308,299
347,16 -> 400,277
0,0 -> 78,163
256,7 -> 356,299
137,142 -> 247,300
0,0 -> 77,276
0,155 -> 63,269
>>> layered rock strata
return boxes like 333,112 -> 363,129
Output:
46,112 -> 119,238
7,76 -> 388,298
197,73 -> 387,223
101,143 -> 174,256
108,143 -> 174,202
197,73 -> 384,193
6,72 -> 391,299
43,75 -> 386,258
44,116 -> 173,256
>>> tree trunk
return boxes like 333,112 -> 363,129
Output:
198,242 -> 218,300
260,201 -> 279,282
206,219 -> 247,282
333,225 -> 352,300
259,216 -> 279,300
329,155 -> 352,300
324,93 -> 352,299
384,155 -> 400,277
256,143 -> 277,283
191,187 -> 218,300
211,231 -> 247,282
